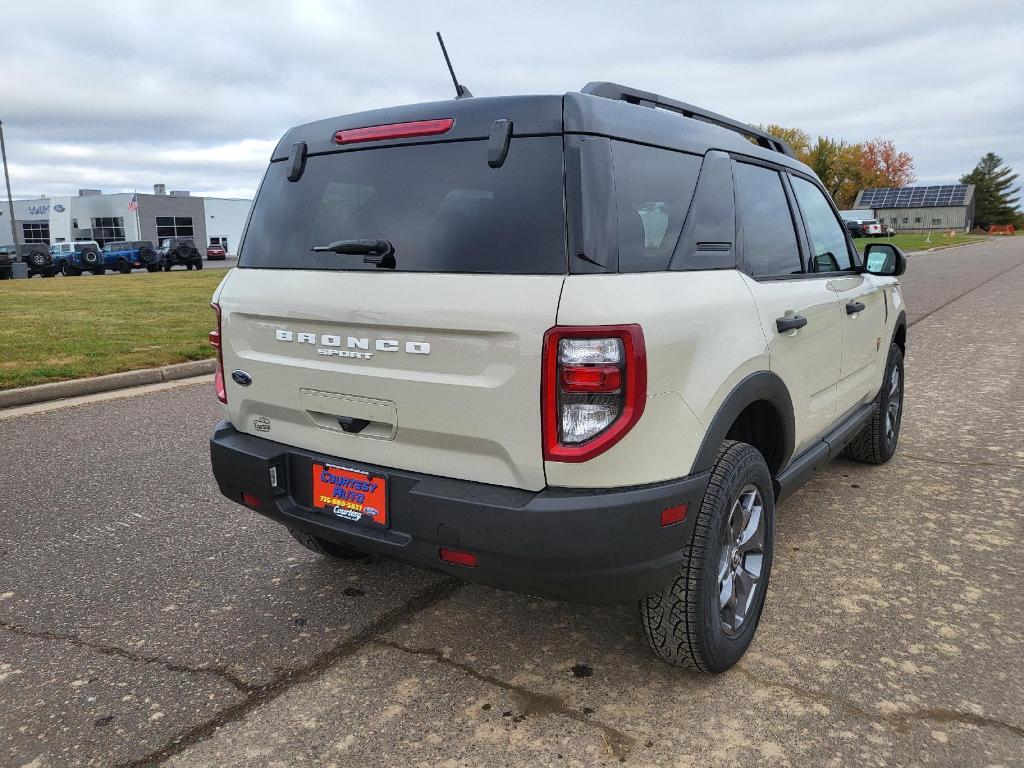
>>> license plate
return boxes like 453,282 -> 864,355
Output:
311,462 -> 387,527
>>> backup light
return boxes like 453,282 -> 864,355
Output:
334,118 -> 454,145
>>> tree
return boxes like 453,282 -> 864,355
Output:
859,138 -> 916,190
805,137 -> 865,208
960,153 -> 1020,227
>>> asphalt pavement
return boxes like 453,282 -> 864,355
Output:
1,238 -> 1022,767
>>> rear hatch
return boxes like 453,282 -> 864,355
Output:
216,99 -> 566,491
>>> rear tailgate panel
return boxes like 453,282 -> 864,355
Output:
217,268 -> 563,491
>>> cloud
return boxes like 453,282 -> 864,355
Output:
2,0 -> 1021,198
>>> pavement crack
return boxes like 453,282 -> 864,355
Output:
733,665 -> 1024,739
897,452 -> 1024,471
374,638 -> 636,761
0,620 -> 254,695
114,577 -> 464,767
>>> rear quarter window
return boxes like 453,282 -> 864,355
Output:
610,141 -> 701,272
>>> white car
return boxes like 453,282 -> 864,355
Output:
207,82 -> 908,673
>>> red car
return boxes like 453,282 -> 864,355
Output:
206,244 -> 227,260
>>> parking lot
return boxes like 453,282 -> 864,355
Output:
1,238 -> 1022,767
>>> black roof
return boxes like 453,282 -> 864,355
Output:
271,86 -> 812,176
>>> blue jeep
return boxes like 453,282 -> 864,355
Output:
101,240 -> 161,273
50,241 -> 105,276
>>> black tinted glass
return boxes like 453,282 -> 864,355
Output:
734,163 -> 801,277
790,176 -> 853,272
611,141 -> 701,272
241,137 -> 566,274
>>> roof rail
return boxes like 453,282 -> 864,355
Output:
580,81 -> 795,158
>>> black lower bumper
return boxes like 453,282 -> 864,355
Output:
209,421 -> 709,605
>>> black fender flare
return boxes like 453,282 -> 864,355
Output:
689,371 -> 795,476
891,309 -> 907,351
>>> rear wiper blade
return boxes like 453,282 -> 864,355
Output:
311,239 -> 395,268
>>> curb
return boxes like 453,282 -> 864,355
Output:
0,359 -> 216,410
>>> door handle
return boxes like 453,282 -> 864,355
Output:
775,315 -> 808,333
846,301 -> 866,315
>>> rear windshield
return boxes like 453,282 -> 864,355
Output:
240,137 -> 567,274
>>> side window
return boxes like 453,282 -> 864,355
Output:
610,141 -> 702,272
733,162 -> 802,277
790,176 -> 853,272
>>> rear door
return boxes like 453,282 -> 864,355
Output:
732,161 -> 844,453
788,174 -> 888,413
216,134 -> 567,491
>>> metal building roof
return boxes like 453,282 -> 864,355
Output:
855,184 -> 974,209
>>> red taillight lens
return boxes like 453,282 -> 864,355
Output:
542,325 -> 646,463
334,118 -> 454,145
210,302 -> 226,404
439,548 -> 477,567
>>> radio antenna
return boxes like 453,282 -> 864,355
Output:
436,32 -> 472,99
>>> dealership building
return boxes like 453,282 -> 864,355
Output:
0,186 -> 252,254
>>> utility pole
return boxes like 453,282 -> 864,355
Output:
1,119 -> 22,254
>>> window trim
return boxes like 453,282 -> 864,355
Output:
785,171 -> 861,276
731,158 -> 809,281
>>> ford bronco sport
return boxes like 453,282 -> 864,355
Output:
209,83 -> 907,672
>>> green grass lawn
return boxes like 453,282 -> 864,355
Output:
852,232 -> 989,253
0,270 -> 225,390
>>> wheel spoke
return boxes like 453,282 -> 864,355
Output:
719,569 -> 734,610
734,569 -> 755,624
737,502 -> 763,554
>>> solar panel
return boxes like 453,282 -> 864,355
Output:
859,184 -> 969,208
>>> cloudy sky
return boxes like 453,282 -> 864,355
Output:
3,0 -> 1022,200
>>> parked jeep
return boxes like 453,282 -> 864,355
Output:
102,240 -> 160,273
157,238 -> 203,271
50,241 -> 104,276
0,243 -> 57,277
208,82 -> 908,673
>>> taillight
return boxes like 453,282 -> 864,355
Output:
334,118 -> 454,145
210,302 -> 226,404
542,325 -> 646,462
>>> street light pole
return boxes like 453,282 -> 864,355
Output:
0,119 -> 22,254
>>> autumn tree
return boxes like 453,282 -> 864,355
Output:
755,126 -> 916,208
960,153 -> 1021,227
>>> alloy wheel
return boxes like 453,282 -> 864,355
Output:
718,484 -> 766,636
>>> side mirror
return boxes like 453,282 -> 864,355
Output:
863,242 -> 906,277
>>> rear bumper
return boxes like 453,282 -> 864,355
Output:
210,421 -> 709,605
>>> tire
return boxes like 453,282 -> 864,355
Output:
163,264 -> 172,272
61,263 -> 80,277
194,259 -> 203,270
287,527 -> 367,560
640,440 -> 775,672
845,344 -> 904,464
185,262 -> 193,270
92,268 -> 105,276
146,265 -> 161,273
28,252 -> 48,268
117,259 -> 132,274
42,271 -> 55,278
80,250 -> 100,268
177,244 -> 192,259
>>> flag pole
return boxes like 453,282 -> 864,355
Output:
0,120 -> 22,256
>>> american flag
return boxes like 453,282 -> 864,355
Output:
127,193 -> 138,213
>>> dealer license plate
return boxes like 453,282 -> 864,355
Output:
311,462 -> 388,527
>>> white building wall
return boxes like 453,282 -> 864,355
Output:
203,198 -> 252,255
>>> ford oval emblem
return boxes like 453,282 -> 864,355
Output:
231,369 -> 253,386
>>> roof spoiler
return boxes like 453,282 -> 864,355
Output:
580,81 -> 795,158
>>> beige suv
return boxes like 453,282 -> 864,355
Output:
209,83 -> 908,672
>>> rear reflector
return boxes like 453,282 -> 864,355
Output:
241,491 -> 263,509
439,548 -> 477,567
334,118 -> 454,145
661,503 -> 688,527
